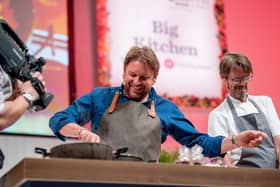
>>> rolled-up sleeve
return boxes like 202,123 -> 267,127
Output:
158,100 -> 224,158
49,93 -> 93,140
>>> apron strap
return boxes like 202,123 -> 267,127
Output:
147,100 -> 157,118
108,91 -> 157,118
108,91 -> 120,114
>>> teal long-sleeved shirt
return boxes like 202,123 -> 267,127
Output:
49,85 -> 224,157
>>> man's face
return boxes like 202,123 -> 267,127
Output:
123,60 -> 156,102
226,66 -> 251,102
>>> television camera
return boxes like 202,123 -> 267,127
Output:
0,19 -> 54,111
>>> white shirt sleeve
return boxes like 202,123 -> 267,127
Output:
207,99 -> 242,162
0,67 -> 5,113
0,65 -> 13,101
208,110 -> 229,137
208,99 -> 239,137
0,88 -> 4,113
257,96 -> 280,136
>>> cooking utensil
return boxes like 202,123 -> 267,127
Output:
35,142 -> 144,161
35,142 -> 113,160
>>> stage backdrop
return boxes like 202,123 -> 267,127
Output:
0,0 -> 69,136
97,0 -> 225,109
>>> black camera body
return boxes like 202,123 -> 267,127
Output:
0,19 -> 54,111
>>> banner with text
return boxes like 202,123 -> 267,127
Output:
106,0 -> 222,101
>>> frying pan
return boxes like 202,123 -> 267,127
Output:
35,142 -> 143,161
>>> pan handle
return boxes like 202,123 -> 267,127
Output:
112,147 -> 128,158
34,147 -> 50,158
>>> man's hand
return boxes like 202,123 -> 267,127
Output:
79,128 -> 101,143
14,71 -> 45,101
235,130 -> 268,147
221,130 -> 267,154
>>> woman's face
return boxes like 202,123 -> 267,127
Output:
123,60 -> 156,102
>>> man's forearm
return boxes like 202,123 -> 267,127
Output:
59,123 -> 86,139
273,135 -> 280,169
0,96 -> 29,130
221,136 -> 238,154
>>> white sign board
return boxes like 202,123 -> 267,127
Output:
107,0 -> 222,98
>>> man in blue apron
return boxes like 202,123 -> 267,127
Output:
50,47 -> 267,162
208,52 -> 280,168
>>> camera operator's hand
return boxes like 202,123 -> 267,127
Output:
8,71 -> 45,101
19,71 -> 45,101
31,71 -> 44,83
0,72 -> 45,130
18,80 -> 39,100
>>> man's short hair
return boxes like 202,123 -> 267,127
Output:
123,46 -> 160,78
219,52 -> 253,79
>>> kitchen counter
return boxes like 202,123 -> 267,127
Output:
2,158 -> 280,187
